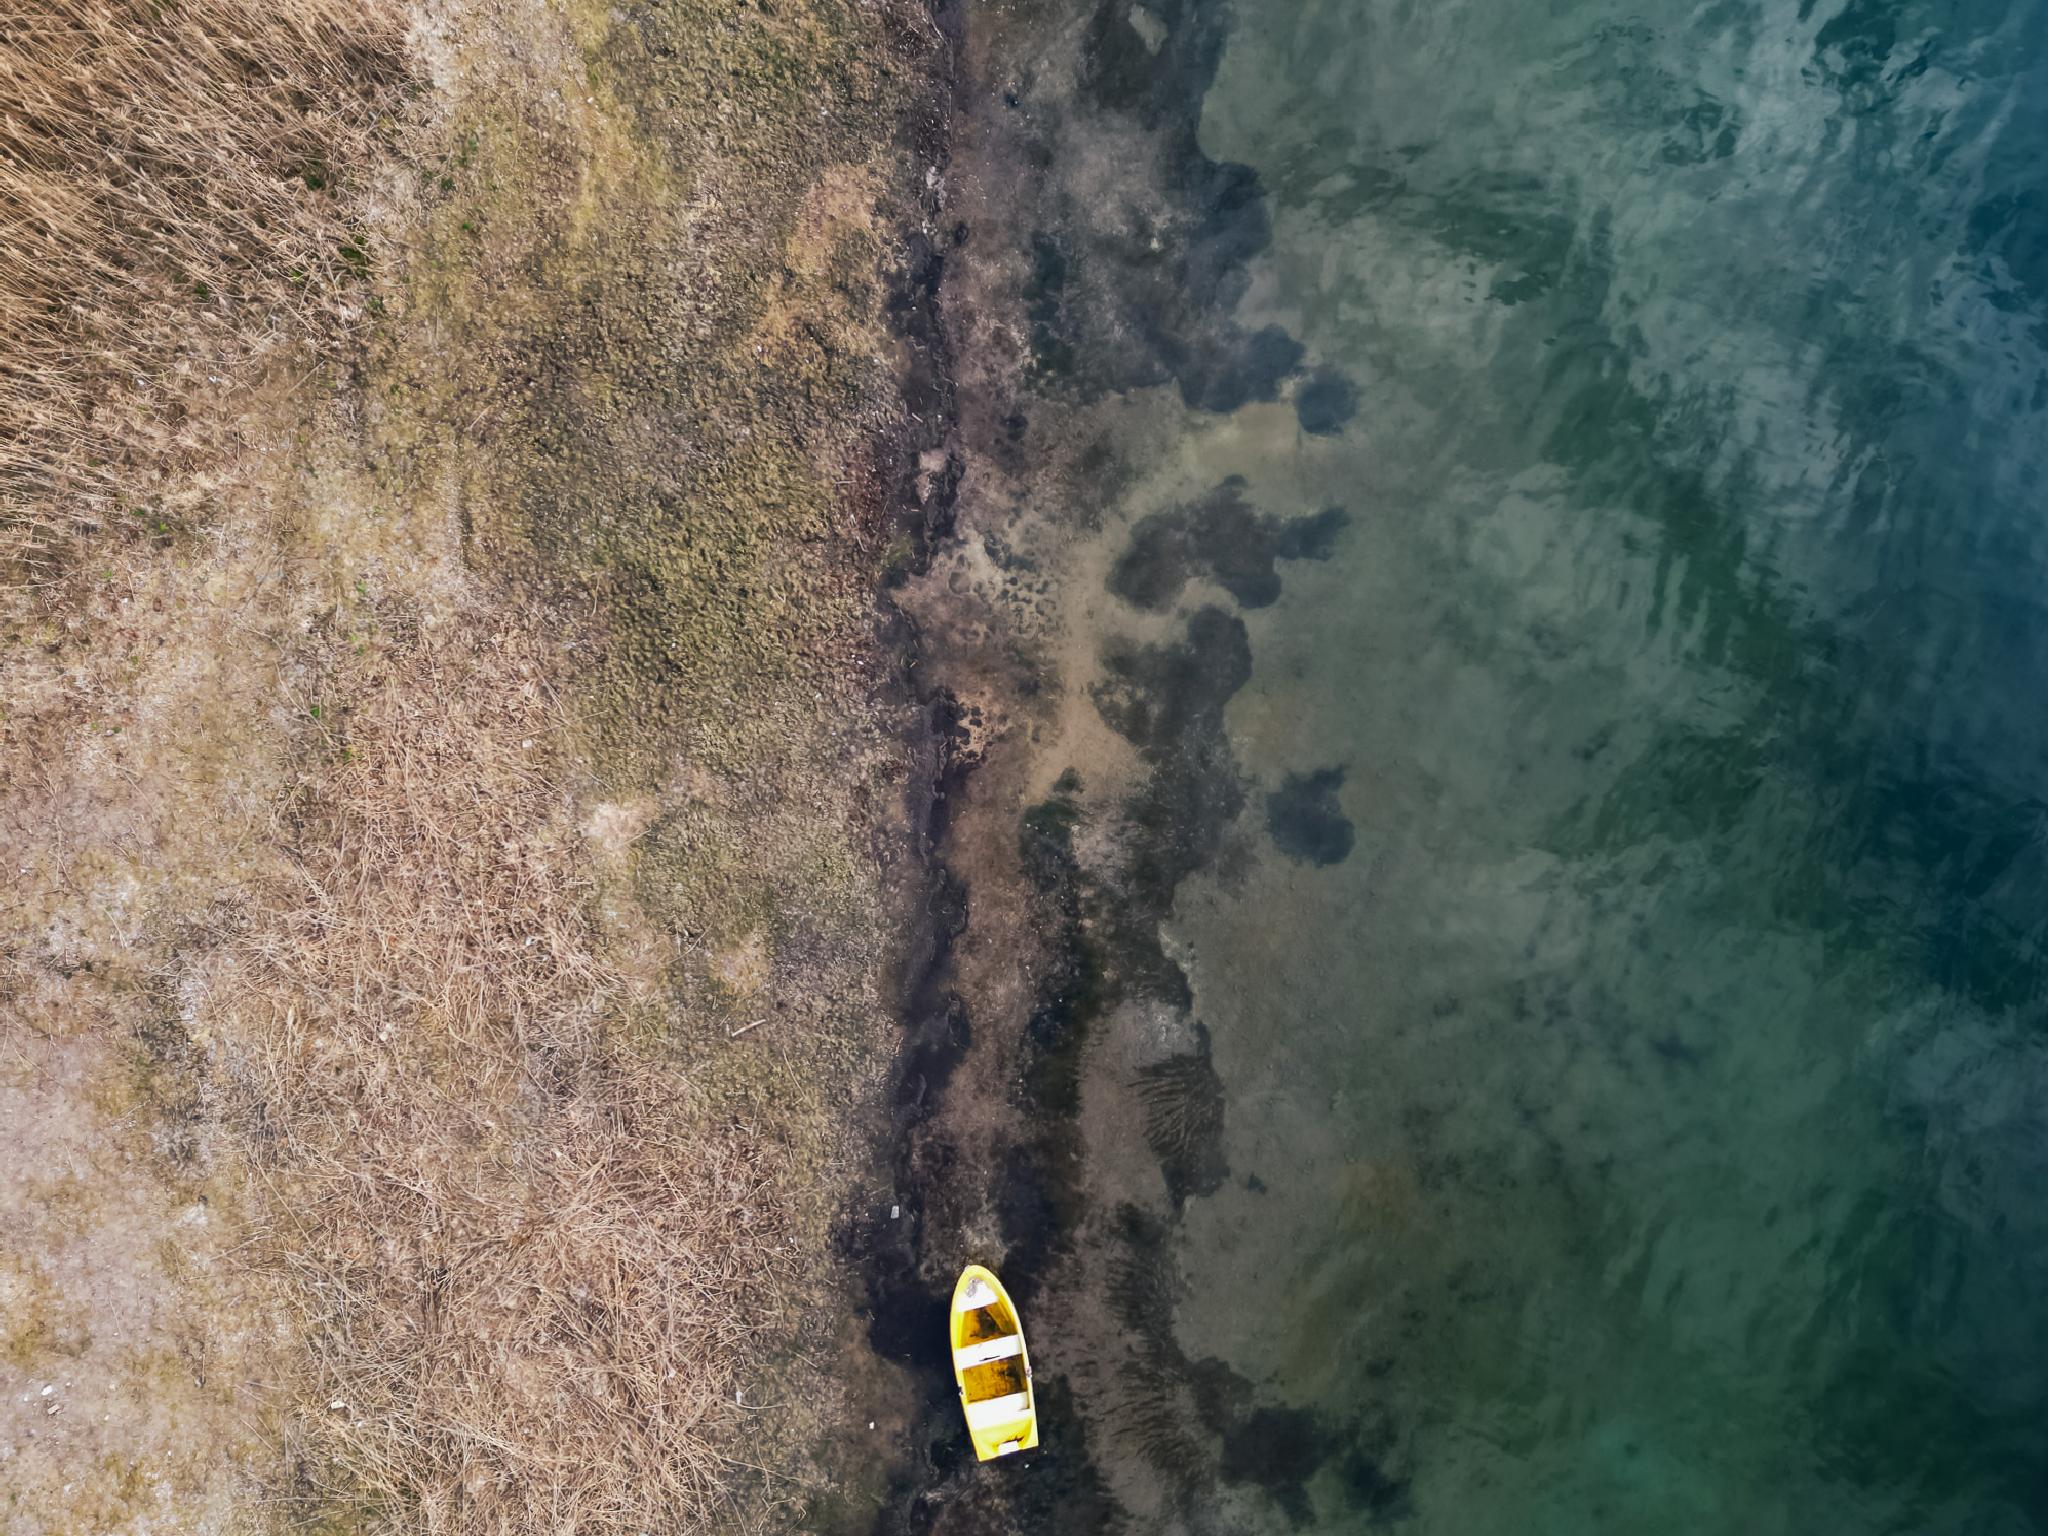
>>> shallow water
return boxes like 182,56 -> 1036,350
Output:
936,0 -> 2048,1529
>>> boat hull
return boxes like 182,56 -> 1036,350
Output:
950,1264 -> 1039,1460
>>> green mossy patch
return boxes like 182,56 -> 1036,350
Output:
381,0 -> 918,782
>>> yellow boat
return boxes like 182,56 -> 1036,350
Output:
950,1263 -> 1038,1460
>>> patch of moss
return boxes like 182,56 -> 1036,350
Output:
373,0 -> 921,784
0,1260 -> 85,1367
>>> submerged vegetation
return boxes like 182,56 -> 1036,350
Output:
1,0 -> 942,1529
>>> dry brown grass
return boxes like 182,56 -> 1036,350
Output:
1,2 -> 916,1526
195,609 -> 808,1532
0,0 -> 414,578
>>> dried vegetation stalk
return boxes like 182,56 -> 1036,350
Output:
0,0 -> 414,576
198,611 -> 805,1532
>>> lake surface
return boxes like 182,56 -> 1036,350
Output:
912,0 -> 2048,1528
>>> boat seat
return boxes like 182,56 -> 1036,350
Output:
954,1334 -> 1024,1368
963,1392 -> 1032,1429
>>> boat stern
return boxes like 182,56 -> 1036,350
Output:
965,1394 -> 1038,1461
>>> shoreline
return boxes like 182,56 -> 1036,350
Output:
847,0 -> 1373,1528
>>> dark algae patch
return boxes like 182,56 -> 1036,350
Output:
1098,1208 -> 1409,1529
1265,767 -> 1355,867
853,749 -> 1122,1533
855,0 -> 1398,1528
1133,1028 -> 1229,1208
1108,478 -> 1349,612
965,0 -> 1346,413
1067,0 -> 1310,411
1293,367 -> 1358,436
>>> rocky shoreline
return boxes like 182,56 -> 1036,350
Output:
850,1 -> 1374,1530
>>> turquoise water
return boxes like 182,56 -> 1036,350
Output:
975,0 -> 2048,1528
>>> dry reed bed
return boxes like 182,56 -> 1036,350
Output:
5,4 -> 887,1526
199,613 -> 803,1532
0,0 -> 413,575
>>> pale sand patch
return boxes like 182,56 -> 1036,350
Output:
0,404 -> 331,1532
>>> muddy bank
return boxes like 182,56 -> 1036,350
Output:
851,0 -> 1377,1530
